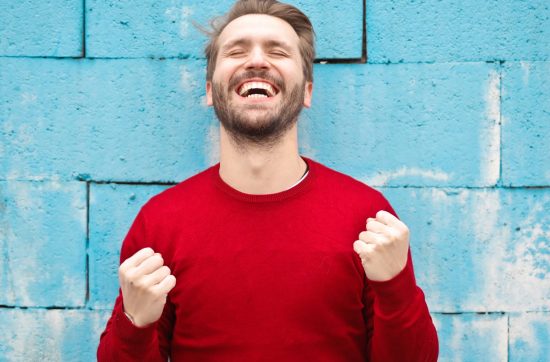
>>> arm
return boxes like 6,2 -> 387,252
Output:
97,210 -> 176,361
355,208 -> 438,361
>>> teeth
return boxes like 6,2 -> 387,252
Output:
247,94 -> 268,98
238,81 -> 276,97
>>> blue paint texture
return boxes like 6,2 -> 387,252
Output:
510,312 -> 550,362
86,0 -> 362,59
89,184 -> 169,309
0,0 -> 83,57
0,181 -> 87,307
367,0 -> 550,63
432,313 -> 508,361
0,0 -> 549,360
502,61 -> 550,186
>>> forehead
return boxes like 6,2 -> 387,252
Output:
218,14 -> 300,49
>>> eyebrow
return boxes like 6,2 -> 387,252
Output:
221,38 -> 294,53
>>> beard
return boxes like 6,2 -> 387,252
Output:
211,70 -> 306,149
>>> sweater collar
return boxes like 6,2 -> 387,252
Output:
211,156 -> 316,203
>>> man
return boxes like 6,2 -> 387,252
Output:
97,0 -> 439,360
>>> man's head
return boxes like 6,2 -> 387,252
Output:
204,0 -> 316,148
204,0 -> 315,83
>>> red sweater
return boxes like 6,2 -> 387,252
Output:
97,157 -> 438,361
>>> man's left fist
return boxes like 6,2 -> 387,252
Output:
353,210 -> 410,282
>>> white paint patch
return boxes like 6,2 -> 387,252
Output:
206,123 -> 220,165
6,182 -> 45,305
2,310 -> 37,361
447,315 -> 507,361
44,311 -> 65,361
520,61 -> 531,85
165,3 -> 193,37
5,170 -> 49,181
180,64 -> 198,92
481,69 -> 501,185
509,312 -> 549,355
362,166 -> 451,186
471,191 -> 550,311
20,92 -> 37,105
179,6 -> 193,38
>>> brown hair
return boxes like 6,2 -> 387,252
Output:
204,0 -> 315,82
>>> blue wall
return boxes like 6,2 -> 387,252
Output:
1,0 -> 549,360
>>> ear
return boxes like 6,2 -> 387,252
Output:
303,81 -> 313,108
206,81 -> 213,106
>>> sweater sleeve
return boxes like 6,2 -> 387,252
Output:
363,193 -> 439,362
97,208 -> 175,361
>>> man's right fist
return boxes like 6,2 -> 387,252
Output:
119,247 -> 176,327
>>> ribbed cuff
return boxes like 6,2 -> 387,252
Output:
114,304 -> 158,345
368,262 -> 418,315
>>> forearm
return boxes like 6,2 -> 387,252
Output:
368,259 -> 438,361
97,297 -> 168,362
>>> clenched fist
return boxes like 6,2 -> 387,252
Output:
119,247 -> 176,327
353,210 -> 410,282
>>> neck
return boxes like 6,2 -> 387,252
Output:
218,124 -> 307,195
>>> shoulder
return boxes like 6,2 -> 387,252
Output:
309,158 -> 394,214
140,164 -> 216,217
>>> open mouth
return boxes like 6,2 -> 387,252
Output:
236,80 -> 280,99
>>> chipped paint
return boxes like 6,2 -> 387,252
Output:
481,69 -> 500,186
520,61 -> 531,85
363,167 -> 451,186
180,64 -> 198,91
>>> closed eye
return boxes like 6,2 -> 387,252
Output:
226,49 -> 246,57
269,50 -> 288,57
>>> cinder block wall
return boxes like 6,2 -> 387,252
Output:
0,1 -> 548,360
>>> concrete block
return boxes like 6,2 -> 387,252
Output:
367,0 -> 550,63
502,61 -> 550,186
0,57 -> 214,182
301,62 -> 500,187
0,308 -> 111,361
432,313 -> 508,361
380,187 -> 550,312
89,183 -> 170,309
86,0 -> 362,59
510,312 -> 550,362
0,0 -> 83,57
0,181 -> 87,307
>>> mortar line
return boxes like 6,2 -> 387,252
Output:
506,312 -> 511,362
85,181 -> 90,306
82,0 -> 87,58
3,55 -> 543,65
498,60 -> 504,187
362,0 -> 367,63
0,305 -> 103,311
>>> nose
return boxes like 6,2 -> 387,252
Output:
245,47 -> 270,70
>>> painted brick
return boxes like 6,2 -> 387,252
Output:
300,63 -> 500,187
0,308 -> 110,361
432,313 -> 508,361
0,181 -> 86,307
0,0 -> 83,57
380,187 -> 550,312
367,0 -> 550,63
502,61 -> 550,186
510,312 -> 550,362
89,183 -> 170,309
86,0 -> 362,59
0,57 -> 213,182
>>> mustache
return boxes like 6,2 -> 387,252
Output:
228,70 -> 285,93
